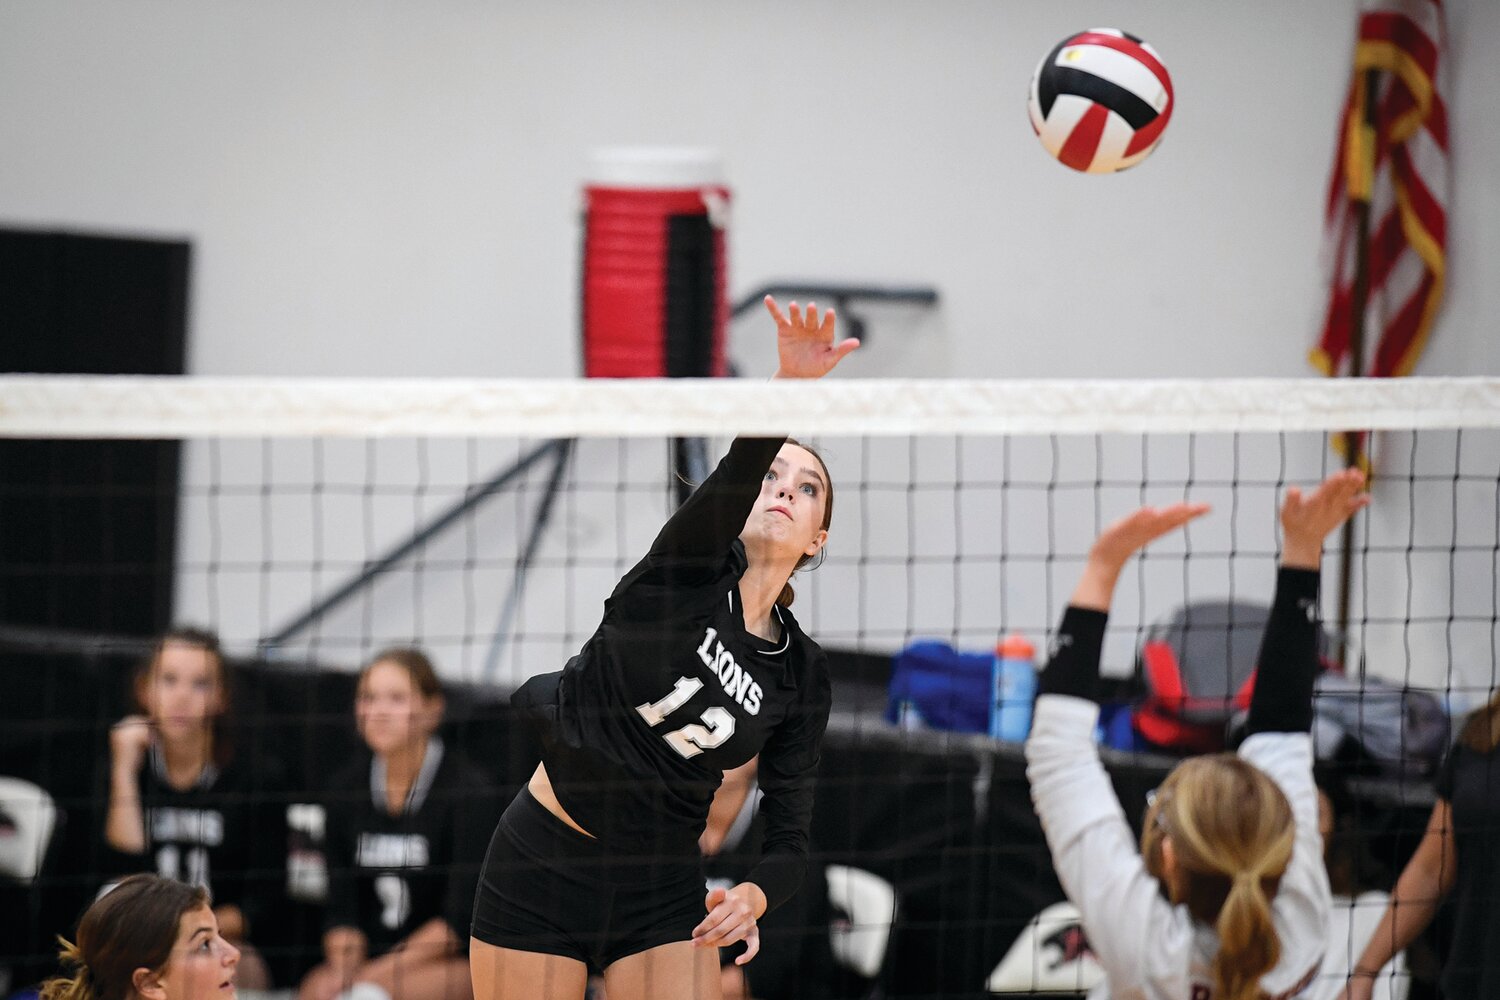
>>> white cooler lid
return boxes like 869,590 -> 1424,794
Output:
586,147 -> 726,188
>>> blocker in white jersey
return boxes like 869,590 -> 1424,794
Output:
1028,27 -> 1175,173
1026,469 -> 1368,1000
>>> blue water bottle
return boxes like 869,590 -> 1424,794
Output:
990,634 -> 1037,741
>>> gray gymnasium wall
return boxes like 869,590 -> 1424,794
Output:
2,2 -> 1497,697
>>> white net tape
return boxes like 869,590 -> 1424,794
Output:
4,375 -> 1500,438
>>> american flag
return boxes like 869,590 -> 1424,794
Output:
1312,0 -> 1448,458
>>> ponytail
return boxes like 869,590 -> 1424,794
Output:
1143,755 -> 1295,1000
776,580 -> 797,609
39,940 -> 96,1000
1214,868 -> 1282,1000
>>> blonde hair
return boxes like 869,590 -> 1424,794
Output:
40,875 -> 208,1000
1141,755 -> 1295,1000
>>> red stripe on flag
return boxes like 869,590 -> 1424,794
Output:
1392,146 -> 1447,248
1326,88 -> 1355,221
1371,272 -> 1435,378
1359,12 -> 1439,78
1367,211 -> 1407,289
1427,94 -> 1449,150
1058,103 -> 1109,172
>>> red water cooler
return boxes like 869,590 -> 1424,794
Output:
581,148 -> 730,378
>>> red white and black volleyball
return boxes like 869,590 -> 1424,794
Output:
1028,28 -> 1174,174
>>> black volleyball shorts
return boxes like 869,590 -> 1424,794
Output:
470,787 -> 706,972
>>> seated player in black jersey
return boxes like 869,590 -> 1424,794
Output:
105,628 -> 283,990
470,296 -> 859,1000
300,649 -> 499,1000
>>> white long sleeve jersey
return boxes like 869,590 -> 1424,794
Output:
1025,695 -> 1330,1000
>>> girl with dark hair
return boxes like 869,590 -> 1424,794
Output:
40,874 -> 239,1000
1338,689 -> 1500,999
1026,468 -> 1367,1000
104,629 -> 281,990
469,298 -> 857,1000
299,648 -> 498,1000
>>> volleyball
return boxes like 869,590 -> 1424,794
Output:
1027,28 -> 1174,174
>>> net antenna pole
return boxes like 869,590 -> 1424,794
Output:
1336,66 -> 1380,678
481,439 -> 574,684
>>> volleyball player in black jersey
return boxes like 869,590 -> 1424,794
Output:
470,297 -> 858,1000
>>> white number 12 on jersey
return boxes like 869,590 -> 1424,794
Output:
636,677 -> 736,759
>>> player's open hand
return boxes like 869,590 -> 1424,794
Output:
1089,502 -> 1212,571
1069,502 -> 1211,612
1281,467 -> 1369,569
693,884 -> 762,965
766,295 -> 859,379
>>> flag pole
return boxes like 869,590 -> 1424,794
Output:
1336,66 -> 1379,678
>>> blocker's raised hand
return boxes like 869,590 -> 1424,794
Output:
1281,467 -> 1369,569
766,295 -> 860,379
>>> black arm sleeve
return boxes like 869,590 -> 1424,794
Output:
1245,566 -> 1322,735
1035,606 -> 1110,704
746,668 -> 831,913
620,437 -> 785,591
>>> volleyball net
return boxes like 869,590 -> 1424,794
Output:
2,374 -> 1497,997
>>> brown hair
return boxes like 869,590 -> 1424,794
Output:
40,874 -> 209,1000
134,628 -> 232,769
1458,689 -> 1500,753
1141,755 -> 1295,1000
359,647 -> 444,701
775,438 -> 834,609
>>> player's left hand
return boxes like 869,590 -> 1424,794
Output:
693,884 -> 763,965
766,295 -> 859,379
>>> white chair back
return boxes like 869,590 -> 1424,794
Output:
826,863 -> 897,980
0,777 -> 58,884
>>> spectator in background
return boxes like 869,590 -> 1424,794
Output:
105,628 -> 281,990
39,874 -> 239,1000
299,648 -> 497,1000
1338,689 -> 1500,1000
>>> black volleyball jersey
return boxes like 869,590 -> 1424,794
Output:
102,749 -> 286,931
322,740 -> 498,955
513,436 -> 832,912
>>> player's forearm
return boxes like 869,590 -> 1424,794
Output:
1245,567 -> 1320,734
1353,865 -> 1445,977
105,768 -> 146,853
1036,606 -> 1109,704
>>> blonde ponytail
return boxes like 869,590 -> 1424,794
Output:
39,939 -> 96,1000
1214,868 -> 1281,1000
1143,755 -> 1296,1000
